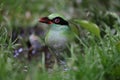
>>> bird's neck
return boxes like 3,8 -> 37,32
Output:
50,24 -> 70,31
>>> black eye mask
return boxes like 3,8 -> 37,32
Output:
51,17 -> 69,25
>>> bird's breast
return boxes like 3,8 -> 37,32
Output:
45,30 -> 68,50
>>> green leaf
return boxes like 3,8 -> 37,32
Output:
74,19 -> 100,37
116,41 -> 120,52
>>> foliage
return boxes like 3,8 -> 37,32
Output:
0,0 -> 120,80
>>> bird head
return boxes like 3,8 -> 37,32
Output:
39,13 -> 69,25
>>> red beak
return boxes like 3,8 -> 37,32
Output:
39,17 -> 52,24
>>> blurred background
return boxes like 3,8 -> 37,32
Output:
1,0 -> 120,26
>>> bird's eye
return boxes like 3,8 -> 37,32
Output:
54,18 -> 60,23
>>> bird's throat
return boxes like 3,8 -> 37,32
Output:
50,24 -> 70,31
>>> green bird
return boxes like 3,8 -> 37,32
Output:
39,13 -> 78,66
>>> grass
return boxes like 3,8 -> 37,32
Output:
0,0 -> 120,80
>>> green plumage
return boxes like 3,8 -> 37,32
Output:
45,23 -> 74,51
